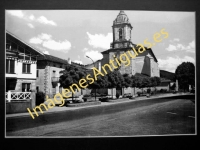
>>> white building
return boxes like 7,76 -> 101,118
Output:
6,31 -> 43,92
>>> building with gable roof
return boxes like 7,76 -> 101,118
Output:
85,10 -> 160,96
6,31 -> 44,92
101,10 -> 160,77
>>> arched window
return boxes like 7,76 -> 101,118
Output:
119,28 -> 122,40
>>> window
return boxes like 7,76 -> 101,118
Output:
6,43 -> 11,51
36,86 -> 39,93
52,70 -> 56,77
119,28 -> 123,39
6,59 -> 15,73
37,70 -> 39,77
22,63 -> 31,73
22,83 -> 31,92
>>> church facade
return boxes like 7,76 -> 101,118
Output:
100,10 -> 160,77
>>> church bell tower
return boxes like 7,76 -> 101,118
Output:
111,10 -> 133,49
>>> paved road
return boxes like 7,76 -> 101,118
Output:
7,98 -> 195,136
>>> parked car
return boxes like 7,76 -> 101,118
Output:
99,94 -> 112,101
82,94 -> 91,102
123,93 -> 132,98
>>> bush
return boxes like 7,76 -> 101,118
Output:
36,92 -> 45,105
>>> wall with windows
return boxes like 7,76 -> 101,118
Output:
16,60 -> 37,79
14,79 -> 36,92
36,61 -> 65,98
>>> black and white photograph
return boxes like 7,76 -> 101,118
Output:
5,9 -> 196,137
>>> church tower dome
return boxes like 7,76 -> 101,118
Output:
111,10 -> 133,49
114,10 -> 130,25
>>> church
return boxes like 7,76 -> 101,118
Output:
85,10 -> 160,96
87,10 -> 160,78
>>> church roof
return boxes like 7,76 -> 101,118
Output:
101,46 -> 158,62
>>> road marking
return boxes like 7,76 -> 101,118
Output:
166,112 -> 177,115
188,116 -> 195,119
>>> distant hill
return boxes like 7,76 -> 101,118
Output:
160,70 -> 176,82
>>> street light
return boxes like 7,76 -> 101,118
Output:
86,55 -> 96,101
86,55 -> 95,68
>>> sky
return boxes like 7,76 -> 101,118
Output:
5,10 -> 195,73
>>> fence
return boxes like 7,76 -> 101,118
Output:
6,91 -> 31,102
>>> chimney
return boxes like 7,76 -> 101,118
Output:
68,58 -> 71,64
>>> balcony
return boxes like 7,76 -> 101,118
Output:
51,77 -> 59,83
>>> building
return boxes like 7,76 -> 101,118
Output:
85,59 -> 101,70
101,10 -> 160,77
6,31 -> 43,92
36,54 -> 69,98
6,31 -> 44,113
36,56 -> 89,98
85,10 -> 160,96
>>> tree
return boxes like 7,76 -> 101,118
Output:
122,73 -> 132,88
87,74 -> 108,101
106,69 -> 124,98
134,76 -> 143,89
175,62 -> 195,92
150,76 -> 161,93
131,75 -> 137,95
59,64 -> 87,100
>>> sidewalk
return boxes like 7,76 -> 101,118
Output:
6,92 -> 193,119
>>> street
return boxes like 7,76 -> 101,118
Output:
6,97 -> 195,136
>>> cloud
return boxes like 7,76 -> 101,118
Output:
170,38 -> 180,42
27,23 -> 34,28
73,60 -> 83,64
158,56 -> 195,72
43,40 -> 71,51
84,50 -> 103,61
87,32 -> 112,49
37,16 -> 57,26
82,48 -> 89,52
29,33 -> 71,52
189,40 -> 195,49
38,33 -> 52,40
29,37 -> 43,44
166,44 -> 177,51
166,40 -> 195,53
43,50 -> 50,55
7,10 -> 24,18
29,15 -> 35,20
7,10 -> 57,27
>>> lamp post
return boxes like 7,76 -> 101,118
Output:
86,55 -> 95,68
86,55 -> 96,101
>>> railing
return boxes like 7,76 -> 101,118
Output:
6,91 -> 31,102
51,77 -> 59,83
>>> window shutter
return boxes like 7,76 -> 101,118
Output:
22,83 -> 25,92
6,59 -> 9,73
22,63 -> 26,73
10,60 -> 15,73
27,64 -> 31,73
27,83 -> 31,91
